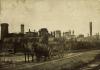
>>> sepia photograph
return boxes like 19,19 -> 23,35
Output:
0,0 -> 100,70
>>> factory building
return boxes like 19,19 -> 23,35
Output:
0,23 -> 25,52
25,29 -> 38,37
39,28 -> 48,37
39,28 -> 49,44
63,31 -> 71,37
55,30 -> 61,38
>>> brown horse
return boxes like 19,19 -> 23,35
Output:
24,38 -> 35,62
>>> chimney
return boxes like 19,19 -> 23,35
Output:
21,24 -> 24,34
89,22 -> 92,36
1,23 -> 9,40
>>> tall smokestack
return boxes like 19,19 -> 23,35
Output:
89,22 -> 92,36
21,24 -> 24,34
1,23 -> 9,40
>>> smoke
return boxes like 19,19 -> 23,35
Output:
0,0 -> 100,35
16,0 -> 26,3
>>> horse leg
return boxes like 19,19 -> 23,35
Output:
28,53 -> 30,62
24,52 -> 27,62
44,56 -> 47,61
31,54 -> 34,62
36,55 -> 39,62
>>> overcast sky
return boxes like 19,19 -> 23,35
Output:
0,0 -> 100,37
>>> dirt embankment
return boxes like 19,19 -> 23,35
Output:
19,50 -> 100,70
